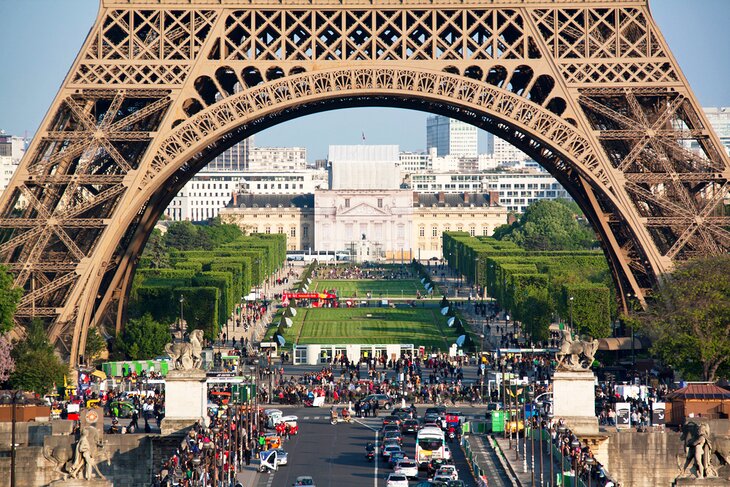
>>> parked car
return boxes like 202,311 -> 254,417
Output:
363,394 -> 393,410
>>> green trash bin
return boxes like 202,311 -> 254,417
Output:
491,410 -> 505,433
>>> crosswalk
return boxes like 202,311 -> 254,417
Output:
299,415 -> 485,421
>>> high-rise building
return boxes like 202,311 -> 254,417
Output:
426,115 -> 478,158
328,145 -> 400,190
492,136 -> 528,162
205,137 -> 253,172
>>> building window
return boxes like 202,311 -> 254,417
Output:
419,226 -> 425,237
469,226 -> 476,237
278,226 -> 284,234
432,226 -> 438,237
290,227 -> 296,237
377,198 -> 383,208
303,226 -> 309,238
265,226 -> 271,234
345,198 -> 350,208
483,226 -> 489,236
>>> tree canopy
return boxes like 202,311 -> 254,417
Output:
638,255 -> 730,381
116,313 -> 170,360
0,265 -> 23,334
10,320 -> 67,394
492,199 -> 597,251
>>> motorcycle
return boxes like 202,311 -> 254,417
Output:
447,426 -> 457,442
365,442 -> 375,462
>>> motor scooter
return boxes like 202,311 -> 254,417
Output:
365,443 -> 375,462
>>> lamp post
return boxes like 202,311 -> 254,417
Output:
570,438 -> 580,483
1,391 -> 26,487
502,362 -> 508,440
568,296 -> 574,336
178,294 -> 185,333
549,423 -> 553,487
558,426 -> 567,486
585,457 -> 595,487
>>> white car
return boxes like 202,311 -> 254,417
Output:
386,473 -> 409,487
433,474 -> 452,483
273,448 -> 288,466
436,465 -> 459,480
444,446 -> 452,460
395,459 -> 418,479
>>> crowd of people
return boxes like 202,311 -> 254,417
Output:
311,264 -> 414,281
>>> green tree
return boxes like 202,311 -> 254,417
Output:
0,265 -> 23,333
10,320 -> 67,394
639,255 -> 730,382
521,288 -> 552,343
84,327 -> 107,365
117,314 -> 171,360
493,199 -> 597,251
164,221 -> 212,251
204,217 -> 243,247
141,228 -> 169,268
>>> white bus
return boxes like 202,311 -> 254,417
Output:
415,426 -> 446,467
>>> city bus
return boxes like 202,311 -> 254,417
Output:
415,426 -> 446,468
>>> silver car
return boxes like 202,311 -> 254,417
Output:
274,448 -> 288,466
292,476 -> 315,486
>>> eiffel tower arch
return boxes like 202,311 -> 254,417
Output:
1,0 -> 728,365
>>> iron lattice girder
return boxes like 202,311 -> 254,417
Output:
0,0 -> 728,367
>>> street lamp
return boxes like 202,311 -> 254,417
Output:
178,294 -> 185,332
558,426 -> 567,485
570,438 -> 581,482
568,296 -> 574,336
585,456 -> 595,487
1,391 -> 26,487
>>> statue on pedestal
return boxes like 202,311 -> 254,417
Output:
44,426 -> 107,483
678,421 -> 730,480
165,329 -> 204,370
555,329 -> 599,371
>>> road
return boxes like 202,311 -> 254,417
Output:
254,406 -> 485,487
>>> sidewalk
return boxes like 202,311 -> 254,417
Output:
236,464 -> 261,487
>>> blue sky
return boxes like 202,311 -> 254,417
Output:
1,0 -> 729,159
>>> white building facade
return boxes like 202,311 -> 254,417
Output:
410,172 -> 571,213
248,146 -> 307,171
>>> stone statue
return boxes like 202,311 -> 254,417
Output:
44,426 -> 106,482
555,329 -> 599,371
165,329 -> 204,370
678,421 -> 730,479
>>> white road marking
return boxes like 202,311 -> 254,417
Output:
374,430 -> 379,487
302,416 -> 310,420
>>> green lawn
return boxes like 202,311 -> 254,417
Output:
278,306 -> 458,349
310,279 -> 438,298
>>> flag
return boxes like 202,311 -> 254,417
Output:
361,131 -> 366,142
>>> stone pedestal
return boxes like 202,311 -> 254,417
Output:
552,370 -> 599,436
161,369 -> 207,435
49,479 -> 113,487
674,477 -> 730,486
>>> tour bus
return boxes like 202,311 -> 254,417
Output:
415,426 -> 446,468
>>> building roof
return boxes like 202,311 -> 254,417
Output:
227,193 -> 314,209
415,192 -> 496,207
666,383 -> 730,401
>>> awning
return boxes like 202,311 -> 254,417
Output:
598,337 -> 643,351
91,370 -> 107,381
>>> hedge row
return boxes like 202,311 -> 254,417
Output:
128,233 -> 286,339
443,232 -> 614,340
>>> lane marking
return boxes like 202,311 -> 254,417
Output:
374,430 -> 379,487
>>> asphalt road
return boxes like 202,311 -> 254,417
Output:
255,406 -> 486,487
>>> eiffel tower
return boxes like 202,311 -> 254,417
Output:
1,0 -> 728,365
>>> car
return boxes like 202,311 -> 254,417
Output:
427,458 -> 451,477
436,465 -> 458,481
433,474 -> 452,484
395,459 -> 419,479
382,423 -> 401,434
363,394 -> 393,410
382,415 -> 401,427
444,446 -> 452,460
392,407 -> 417,418
383,430 -> 403,445
273,448 -> 288,466
401,419 -> 419,434
292,476 -> 315,486
424,412 -> 441,424
388,451 -> 406,468
425,406 -> 446,417
386,473 -> 409,487
382,438 -> 400,452
382,444 -> 402,459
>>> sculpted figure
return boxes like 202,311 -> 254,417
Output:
678,421 -> 730,479
555,330 -> 599,371
165,329 -> 204,370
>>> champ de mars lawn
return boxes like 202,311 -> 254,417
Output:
310,279 -> 438,297
277,306 -> 459,349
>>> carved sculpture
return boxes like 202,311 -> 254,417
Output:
555,330 -> 599,371
678,421 -> 730,479
165,329 -> 204,370
44,426 -> 107,482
